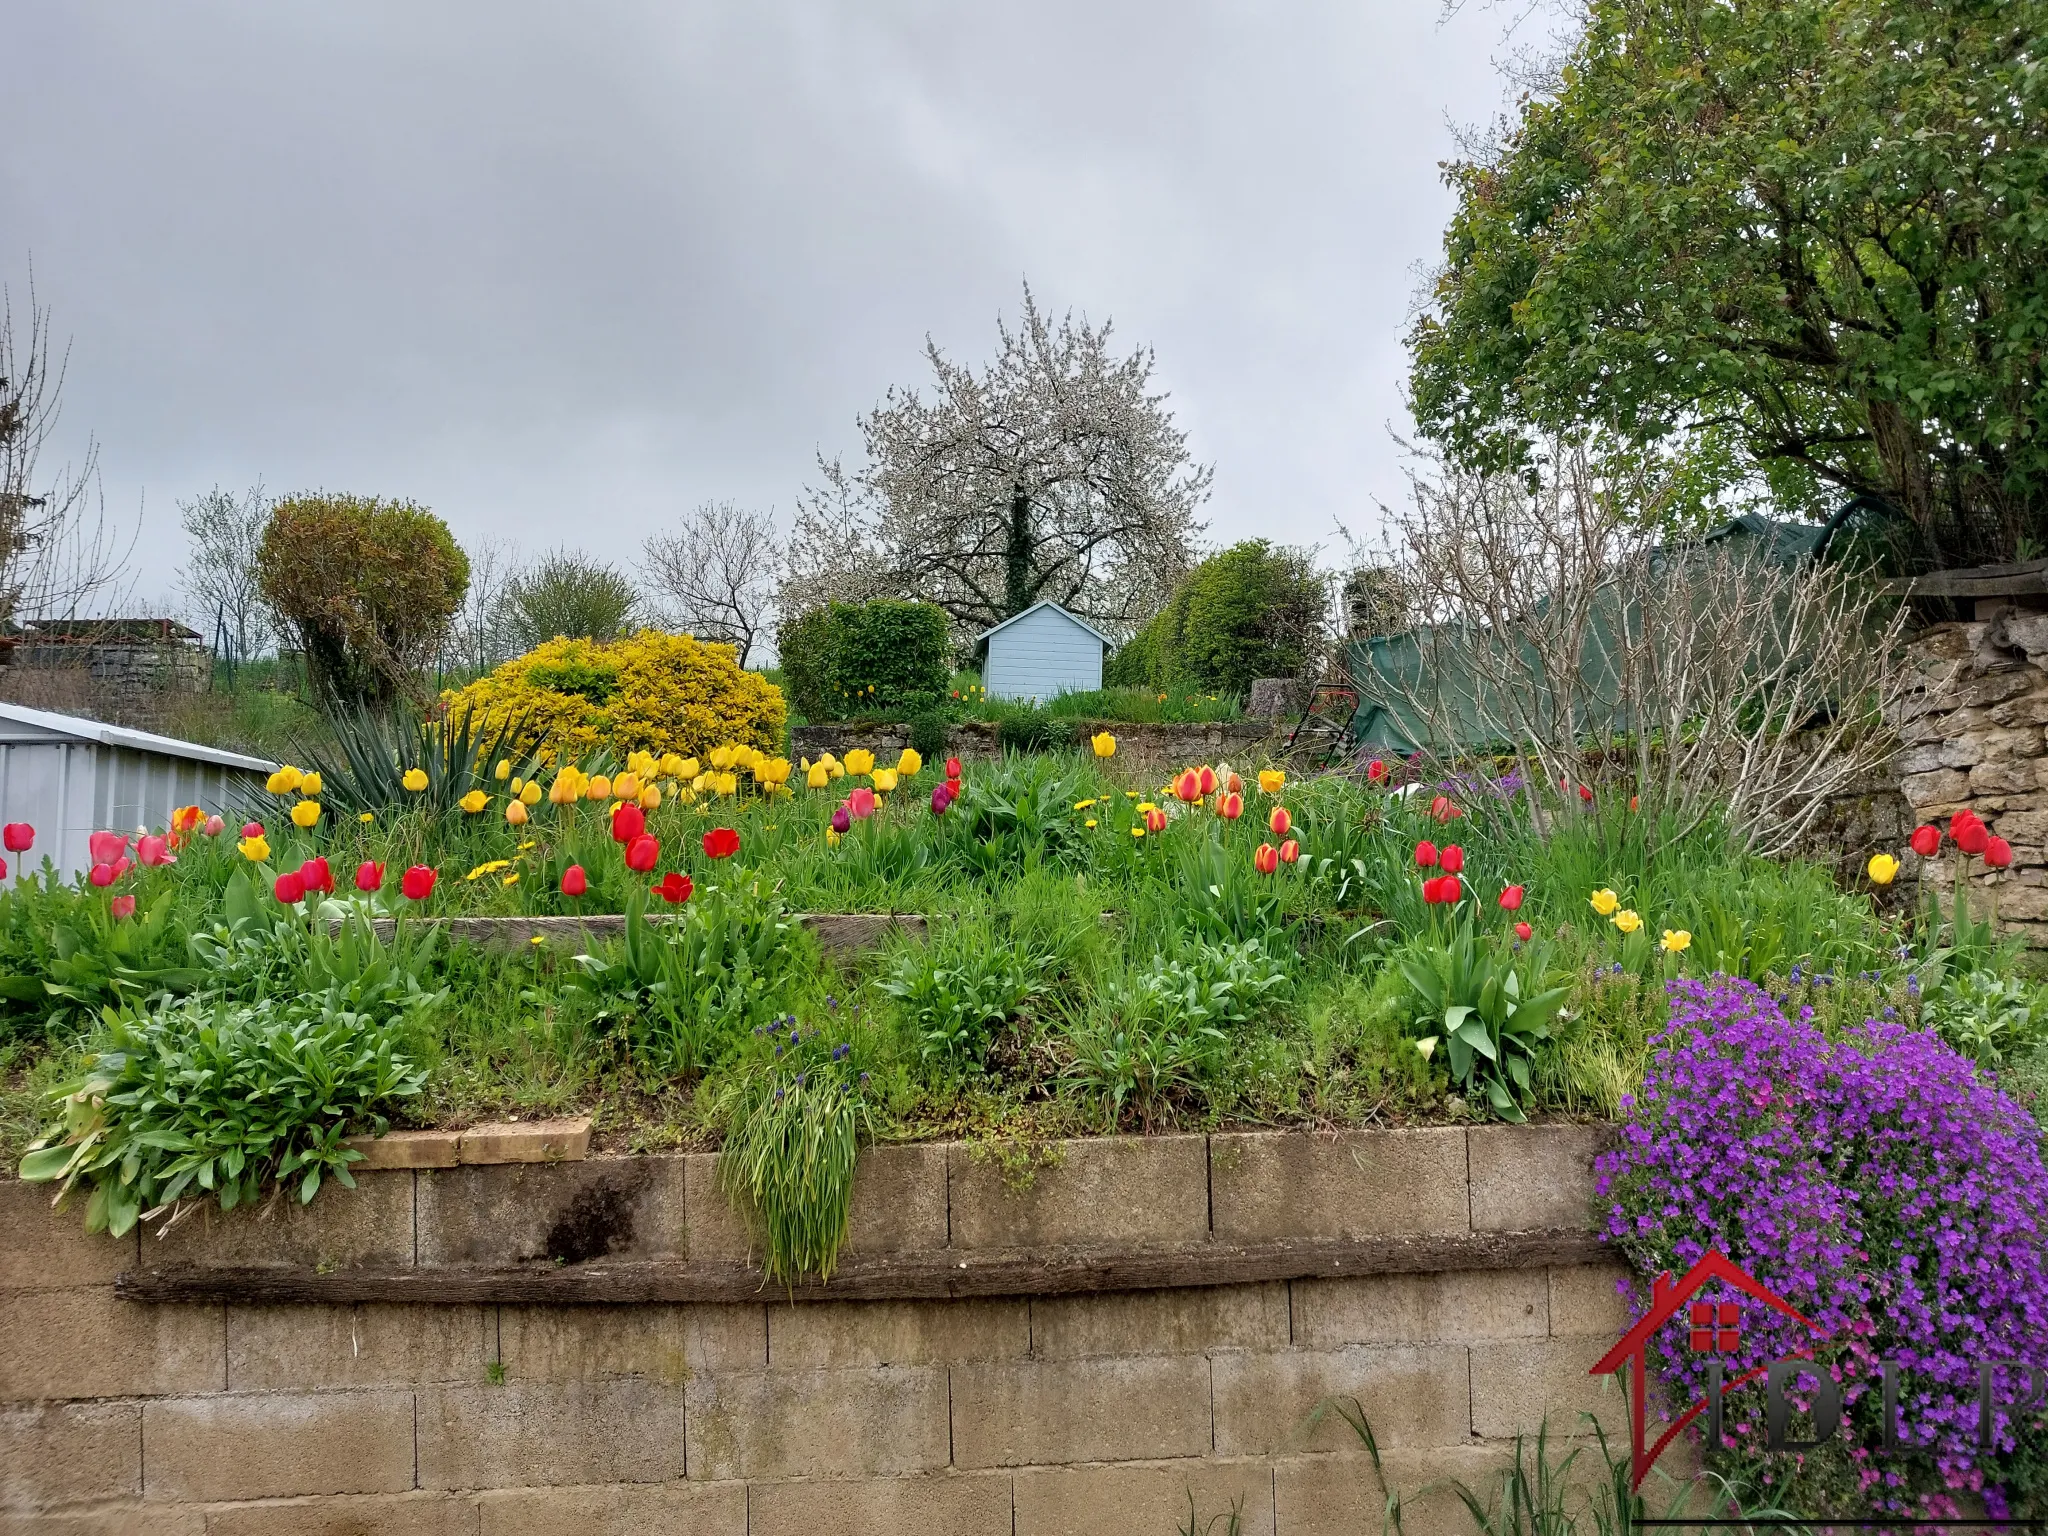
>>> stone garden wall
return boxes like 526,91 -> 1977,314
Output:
790,719 -> 1288,769
0,1126 -> 1637,1536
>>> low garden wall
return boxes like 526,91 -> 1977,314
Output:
0,1125 -> 1639,1536
791,719 -> 1288,768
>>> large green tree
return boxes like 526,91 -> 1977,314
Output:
1409,0 -> 2048,565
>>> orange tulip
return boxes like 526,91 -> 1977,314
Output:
1197,765 -> 1217,795
1173,770 -> 1202,803
1268,806 -> 1291,837
1253,842 -> 1280,875
1278,838 -> 1299,864
1216,792 -> 1243,820
1225,771 -> 1242,795
1143,806 -> 1168,833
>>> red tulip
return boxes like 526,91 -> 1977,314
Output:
1268,806 -> 1291,837
1,823 -> 32,853
561,864 -> 588,896
1439,844 -> 1464,875
298,856 -> 334,895
625,834 -> 660,872
1498,884 -> 1524,911
945,756 -> 962,779
355,860 -> 385,892
401,865 -> 437,901
1514,921 -> 1533,942
1174,770 -> 1202,803
1629,795 -> 1639,813
1414,840 -> 1439,868
1278,838 -> 1299,864
1909,824 -> 1941,857
1423,874 -> 1460,904
611,802 -> 646,843
945,775 -> 962,801
1955,817 -> 1991,856
1197,766 -> 1217,796
1143,807 -> 1168,833
1367,760 -> 1386,783
110,894 -> 136,920
1429,795 -> 1461,822
241,821 -> 264,840
273,870 -> 307,904
0,857 -> 7,881
1253,842 -> 1279,875
653,871 -> 694,904
1217,792 -> 1243,820
1985,836 -> 2014,869
1578,784 -> 1593,803
137,834 -> 175,867
703,827 -> 740,860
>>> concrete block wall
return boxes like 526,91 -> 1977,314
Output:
1,1127 -> 1638,1536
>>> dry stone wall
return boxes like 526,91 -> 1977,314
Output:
1895,610 -> 2048,944
0,1127 -> 1641,1536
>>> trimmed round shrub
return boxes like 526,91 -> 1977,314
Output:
441,630 -> 785,762
256,493 -> 469,707
1601,977 -> 2048,1518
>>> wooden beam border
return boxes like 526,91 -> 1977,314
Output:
117,1228 -> 1607,1307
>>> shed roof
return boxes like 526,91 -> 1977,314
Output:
0,702 -> 274,772
976,600 -> 1114,648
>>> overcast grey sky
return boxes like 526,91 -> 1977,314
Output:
5,2 -> 1514,610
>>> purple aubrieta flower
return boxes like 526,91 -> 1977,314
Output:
1598,976 -> 2048,1519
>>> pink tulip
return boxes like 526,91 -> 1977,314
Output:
847,787 -> 877,820
88,830 -> 129,867
110,894 -> 136,919
203,814 -> 225,837
137,835 -> 176,867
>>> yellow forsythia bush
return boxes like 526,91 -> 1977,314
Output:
441,630 -> 785,763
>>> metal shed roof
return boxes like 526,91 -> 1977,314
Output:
0,702 -> 274,773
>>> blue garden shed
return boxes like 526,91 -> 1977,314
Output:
978,601 -> 1112,702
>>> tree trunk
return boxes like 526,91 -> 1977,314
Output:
1004,485 -> 1033,617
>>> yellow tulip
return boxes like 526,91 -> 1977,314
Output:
290,800 -> 321,828
806,763 -> 830,789
872,768 -> 899,793
509,776 -> 524,795
845,748 -> 876,777
825,827 -> 841,847
1091,732 -> 1117,759
628,750 -> 656,775
239,833 -> 270,862
1867,853 -> 1900,886
1590,888 -> 1619,916
494,759 -> 511,780
1612,909 -> 1642,934
897,748 -> 922,777
1258,769 -> 1285,794
459,790 -> 489,814
710,745 -> 735,771
403,768 -> 429,793
548,772 -> 579,805
691,773 -> 708,793
1661,929 -> 1692,953
520,781 -> 542,806
657,752 -> 686,779
675,758 -> 699,780
584,776 -> 611,802
614,772 -> 642,800
505,800 -> 529,826
266,765 -> 302,795
639,785 -> 661,810
300,771 -> 323,796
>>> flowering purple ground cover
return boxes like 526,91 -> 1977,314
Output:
1599,976 -> 2048,1518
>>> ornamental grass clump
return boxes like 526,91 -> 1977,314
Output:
1601,976 -> 2048,1518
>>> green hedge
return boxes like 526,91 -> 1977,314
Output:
778,601 -> 950,721
1106,540 -> 1324,696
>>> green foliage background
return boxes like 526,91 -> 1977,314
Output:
1107,540 -> 1325,696
780,600 -> 951,720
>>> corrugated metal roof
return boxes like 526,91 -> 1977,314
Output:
0,702 -> 274,772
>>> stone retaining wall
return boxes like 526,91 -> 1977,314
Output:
0,1126 -> 1637,1536
790,719 -> 1288,769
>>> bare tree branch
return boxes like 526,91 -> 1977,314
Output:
643,501 -> 783,668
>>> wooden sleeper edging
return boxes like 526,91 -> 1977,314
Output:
114,1227 -> 1606,1307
